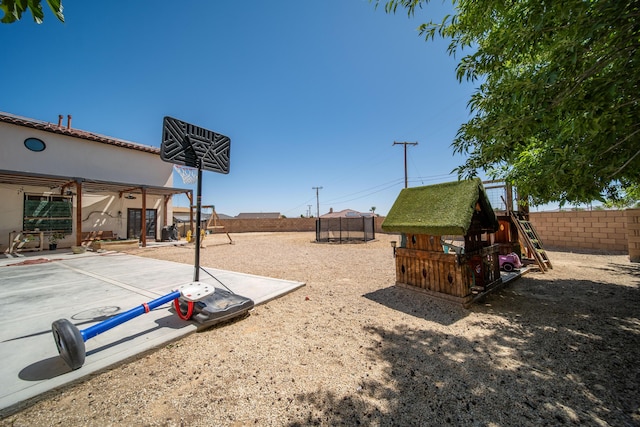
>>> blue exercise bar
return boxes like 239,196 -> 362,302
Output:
80,290 -> 181,341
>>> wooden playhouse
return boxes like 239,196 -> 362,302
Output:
382,178 -> 502,306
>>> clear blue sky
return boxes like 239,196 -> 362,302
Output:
2,0 -> 482,217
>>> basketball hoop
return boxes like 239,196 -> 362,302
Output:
174,165 -> 198,184
161,116 -> 231,282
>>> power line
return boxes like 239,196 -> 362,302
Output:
323,180 -> 404,206
282,196 -> 316,216
408,173 -> 457,185
323,178 -> 405,204
285,173 -> 455,216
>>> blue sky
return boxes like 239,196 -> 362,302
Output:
2,0 -> 482,217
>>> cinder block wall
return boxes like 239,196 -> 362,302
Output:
207,216 -> 387,234
529,210 -> 628,252
627,209 -> 640,261
218,218 -> 316,233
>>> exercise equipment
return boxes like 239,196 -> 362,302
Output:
52,282 -> 254,370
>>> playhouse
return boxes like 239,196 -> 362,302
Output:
382,179 -> 502,306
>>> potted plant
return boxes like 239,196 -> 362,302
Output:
48,232 -> 66,250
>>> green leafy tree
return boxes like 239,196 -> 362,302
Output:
375,0 -> 639,207
1,0 -> 63,23
605,183 -> 640,209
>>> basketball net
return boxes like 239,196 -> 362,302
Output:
174,165 -> 198,184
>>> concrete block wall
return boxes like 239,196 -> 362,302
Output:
529,210 -> 628,253
218,218 -> 316,233
627,209 -> 640,262
197,216 -> 386,234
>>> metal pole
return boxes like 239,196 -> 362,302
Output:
393,141 -> 418,188
80,291 -> 181,341
194,162 -> 203,282
312,186 -> 323,217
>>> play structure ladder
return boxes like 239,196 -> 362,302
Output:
510,212 -> 552,272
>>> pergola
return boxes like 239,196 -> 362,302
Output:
0,169 -> 193,248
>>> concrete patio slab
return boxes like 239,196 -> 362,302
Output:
0,250 -> 304,415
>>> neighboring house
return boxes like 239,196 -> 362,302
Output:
320,208 -> 373,218
235,212 -> 281,219
172,206 -> 210,225
0,112 -> 191,251
172,206 -> 233,226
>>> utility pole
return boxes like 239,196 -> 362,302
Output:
393,141 -> 418,188
312,186 -> 323,218
307,204 -> 312,218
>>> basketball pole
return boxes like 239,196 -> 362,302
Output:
194,160 -> 203,282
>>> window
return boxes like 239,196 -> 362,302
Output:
127,208 -> 157,239
24,137 -> 46,152
23,194 -> 73,233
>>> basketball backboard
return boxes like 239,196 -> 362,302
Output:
161,116 -> 230,174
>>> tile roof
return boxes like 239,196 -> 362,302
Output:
0,112 -> 160,154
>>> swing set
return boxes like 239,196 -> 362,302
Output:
185,204 -> 233,245
174,165 -> 232,245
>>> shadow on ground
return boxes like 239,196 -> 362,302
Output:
292,274 -> 640,426
362,286 -> 470,326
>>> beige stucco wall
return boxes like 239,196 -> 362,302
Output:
0,122 -> 173,186
80,193 -> 166,237
0,185 -> 27,246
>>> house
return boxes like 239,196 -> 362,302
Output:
381,178 -> 501,306
320,208 -> 374,218
0,112 -> 191,251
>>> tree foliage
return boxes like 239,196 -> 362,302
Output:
1,0 -> 63,24
375,0 -> 640,206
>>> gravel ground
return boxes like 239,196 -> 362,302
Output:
2,232 -> 640,426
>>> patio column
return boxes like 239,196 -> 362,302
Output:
141,187 -> 147,247
75,180 -> 82,246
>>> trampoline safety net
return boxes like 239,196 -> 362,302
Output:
315,217 -> 375,243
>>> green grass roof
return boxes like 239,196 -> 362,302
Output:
381,178 -> 499,236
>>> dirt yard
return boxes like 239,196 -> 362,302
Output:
2,232 -> 639,426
